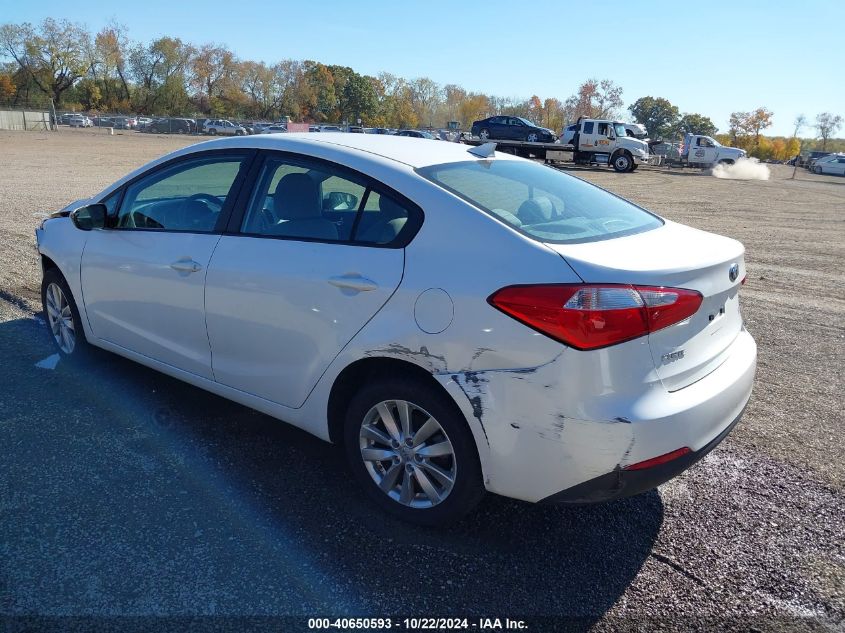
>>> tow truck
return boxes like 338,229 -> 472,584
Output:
463,118 -> 654,172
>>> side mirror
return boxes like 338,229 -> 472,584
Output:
70,203 -> 107,231
326,191 -> 359,211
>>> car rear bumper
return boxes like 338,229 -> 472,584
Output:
437,329 -> 756,503
538,401 -> 745,503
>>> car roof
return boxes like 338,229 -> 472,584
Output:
177,133 -> 512,168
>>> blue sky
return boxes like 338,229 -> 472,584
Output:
4,0 -> 842,136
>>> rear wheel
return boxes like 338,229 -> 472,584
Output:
479,128 -> 490,141
344,377 -> 484,526
612,151 -> 632,173
210,128 -> 217,136
41,268 -> 88,359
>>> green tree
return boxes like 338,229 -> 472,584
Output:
0,19 -> 90,105
628,96 -> 680,139
677,112 -> 717,136
342,72 -> 377,124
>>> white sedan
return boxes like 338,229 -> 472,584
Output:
35,134 -> 756,525
813,154 -> 845,175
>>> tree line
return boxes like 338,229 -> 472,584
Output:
1,18 -> 842,156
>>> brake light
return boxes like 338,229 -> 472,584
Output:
488,284 -> 702,350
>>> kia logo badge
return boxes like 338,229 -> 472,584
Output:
729,263 -> 739,282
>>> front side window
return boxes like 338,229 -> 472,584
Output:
418,160 -> 663,244
597,122 -> 609,136
115,155 -> 245,231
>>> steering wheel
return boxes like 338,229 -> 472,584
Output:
184,193 -> 223,212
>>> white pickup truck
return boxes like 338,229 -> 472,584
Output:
679,133 -> 746,167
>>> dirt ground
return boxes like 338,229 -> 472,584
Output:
0,127 -> 843,629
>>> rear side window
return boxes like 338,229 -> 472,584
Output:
582,121 -> 594,134
240,154 -> 417,246
417,160 -> 663,244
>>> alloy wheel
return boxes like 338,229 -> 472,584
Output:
45,282 -> 75,354
359,399 -> 457,508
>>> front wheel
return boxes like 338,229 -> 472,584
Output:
344,377 -> 484,526
612,152 -> 632,173
41,268 -> 88,359
526,132 -> 539,142
814,166 -> 822,174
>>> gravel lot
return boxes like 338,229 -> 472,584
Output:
0,127 -> 843,631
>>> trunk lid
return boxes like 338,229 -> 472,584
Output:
546,220 -> 746,390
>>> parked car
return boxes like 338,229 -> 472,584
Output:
205,119 -> 247,136
148,118 -> 194,134
252,122 -> 274,134
67,115 -> 92,128
396,129 -> 436,139
36,134 -> 756,525
471,116 -> 556,142
262,125 -> 287,134
805,151 -> 832,170
319,125 -> 343,132
59,113 -> 76,125
649,141 -> 682,162
811,153 -> 845,175
111,117 -> 133,130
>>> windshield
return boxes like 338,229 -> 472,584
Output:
706,136 -> 721,147
516,117 -> 535,127
613,123 -> 627,136
418,160 -> 663,244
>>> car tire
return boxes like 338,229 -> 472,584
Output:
526,132 -> 539,142
612,151 -> 632,173
814,166 -> 822,174
210,129 -> 217,136
343,376 -> 484,526
479,128 -> 490,141
41,267 -> 88,360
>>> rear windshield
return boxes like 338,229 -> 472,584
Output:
417,160 -> 663,244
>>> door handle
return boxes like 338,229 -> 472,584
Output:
170,259 -> 202,273
328,275 -> 378,292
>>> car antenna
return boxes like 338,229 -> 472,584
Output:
468,142 -> 497,158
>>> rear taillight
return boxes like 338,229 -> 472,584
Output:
488,284 -> 702,350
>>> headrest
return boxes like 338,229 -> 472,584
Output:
517,196 -> 554,224
274,173 -> 320,220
